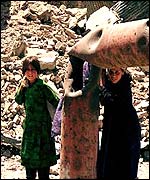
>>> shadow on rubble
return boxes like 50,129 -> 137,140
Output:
1,1 -> 11,30
1,133 -> 21,157
1,133 -> 60,160
140,145 -> 149,162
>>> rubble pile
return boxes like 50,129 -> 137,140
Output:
1,0 -> 86,143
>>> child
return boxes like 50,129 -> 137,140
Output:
15,56 -> 59,179
97,67 -> 141,179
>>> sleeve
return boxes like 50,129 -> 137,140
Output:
51,96 -> 64,137
43,84 -> 59,108
15,86 -> 26,105
99,86 -> 114,106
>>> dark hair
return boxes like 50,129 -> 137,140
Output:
81,29 -> 91,37
22,56 -> 41,75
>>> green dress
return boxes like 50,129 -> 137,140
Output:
15,78 -> 59,168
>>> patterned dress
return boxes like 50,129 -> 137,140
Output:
51,61 -> 91,137
15,78 -> 59,168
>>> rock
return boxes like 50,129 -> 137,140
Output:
38,51 -> 59,70
25,47 -> 47,56
86,6 -> 120,30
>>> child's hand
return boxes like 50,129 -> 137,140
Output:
19,76 -> 29,90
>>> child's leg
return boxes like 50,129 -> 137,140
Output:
38,167 -> 50,179
25,167 -> 36,179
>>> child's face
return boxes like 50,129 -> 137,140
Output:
25,64 -> 38,84
108,68 -> 124,84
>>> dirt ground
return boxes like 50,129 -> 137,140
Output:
1,155 -> 149,179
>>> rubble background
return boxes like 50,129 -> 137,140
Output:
1,1 -> 149,179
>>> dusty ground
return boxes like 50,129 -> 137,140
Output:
1,155 -> 149,179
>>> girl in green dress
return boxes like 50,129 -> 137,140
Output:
15,56 -> 59,179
